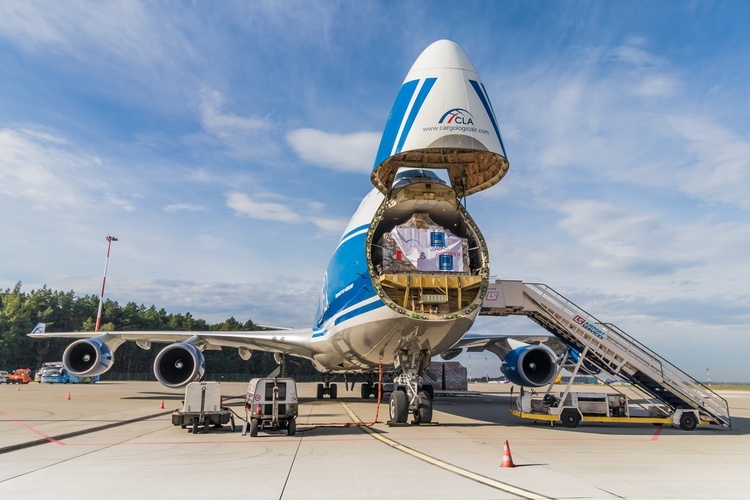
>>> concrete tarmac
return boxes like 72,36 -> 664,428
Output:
1,381 -> 749,499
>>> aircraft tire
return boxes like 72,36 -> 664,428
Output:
561,409 -> 581,428
423,384 -> 434,400
361,383 -> 372,399
330,383 -> 338,399
416,390 -> 433,424
389,390 -> 408,424
316,383 -> 324,399
679,411 -> 698,431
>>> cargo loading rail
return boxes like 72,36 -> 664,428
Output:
481,280 -> 731,429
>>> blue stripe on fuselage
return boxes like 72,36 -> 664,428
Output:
315,223 -> 378,329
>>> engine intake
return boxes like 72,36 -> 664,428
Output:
501,344 -> 557,387
63,338 -> 115,377
154,343 -> 205,388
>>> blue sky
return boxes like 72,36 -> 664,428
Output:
1,2 -> 748,382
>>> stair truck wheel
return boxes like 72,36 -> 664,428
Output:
679,411 -> 698,431
561,409 -> 581,428
287,418 -> 296,436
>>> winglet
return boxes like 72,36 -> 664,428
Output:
30,323 -> 46,335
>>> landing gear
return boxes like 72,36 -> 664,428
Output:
388,347 -> 434,425
361,382 -> 373,399
315,376 -> 338,399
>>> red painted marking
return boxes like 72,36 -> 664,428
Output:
0,411 -> 66,446
651,425 -> 664,441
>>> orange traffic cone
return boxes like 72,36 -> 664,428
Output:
500,439 -> 516,468
160,400 -> 165,409
66,392 -> 71,400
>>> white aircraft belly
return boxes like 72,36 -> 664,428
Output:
311,304 -> 476,372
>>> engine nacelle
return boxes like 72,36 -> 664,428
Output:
63,338 -> 115,377
153,343 -> 205,388
440,348 -> 463,361
564,348 -> 602,375
501,344 -> 557,387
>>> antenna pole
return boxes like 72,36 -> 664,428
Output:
95,235 -> 118,332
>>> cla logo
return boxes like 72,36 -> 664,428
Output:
439,108 -> 474,125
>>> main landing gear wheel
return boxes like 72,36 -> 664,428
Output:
679,411 -> 698,431
361,383 -> 372,399
329,383 -> 338,399
389,390 -> 408,424
415,390 -> 433,424
316,383 -> 324,399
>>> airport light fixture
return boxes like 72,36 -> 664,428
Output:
95,235 -> 118,332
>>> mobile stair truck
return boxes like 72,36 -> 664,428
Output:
172,381 -> 235,433
481,280 -> 731,431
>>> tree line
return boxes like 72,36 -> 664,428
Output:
0,282 -> 318,379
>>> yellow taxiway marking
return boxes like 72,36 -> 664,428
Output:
340,401 -> 551,500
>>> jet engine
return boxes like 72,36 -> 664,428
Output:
564,348 -> 602,375
440,348 -> 463,361
63,338 -> 116,377
501,344 -> 557,387
153,342 -> 205,388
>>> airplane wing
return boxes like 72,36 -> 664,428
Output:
28,324 -> 314,358
443,332 -> 600,386
448,332 -> 569,357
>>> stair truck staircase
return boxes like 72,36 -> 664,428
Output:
480,280 -> 731,428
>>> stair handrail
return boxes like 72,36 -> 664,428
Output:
523,282 -> 730,426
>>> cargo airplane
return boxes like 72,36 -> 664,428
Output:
31,40 -> 580,425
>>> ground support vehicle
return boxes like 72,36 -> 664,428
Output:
242,378 -> 298,437
7,368 -> 32,384
0,371 -> 8,383
510,353 -> 705,431
171,381 -> 235,433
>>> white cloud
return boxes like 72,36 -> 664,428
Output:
196,89 -> 281,161
0,127 -> 96,209
226,192 -> 303,223
225,191 -> 346,235
286,128 -> 380,173
668,115 -> 750,209
163,203 -> 206,213
633,75 -> 678,97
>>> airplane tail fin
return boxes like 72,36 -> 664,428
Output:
31,322 -> 46,334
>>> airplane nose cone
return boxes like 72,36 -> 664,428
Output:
371,39 -> 509,198
409,39 -> 477,73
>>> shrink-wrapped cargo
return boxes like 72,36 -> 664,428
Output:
378,213 -> 469,274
